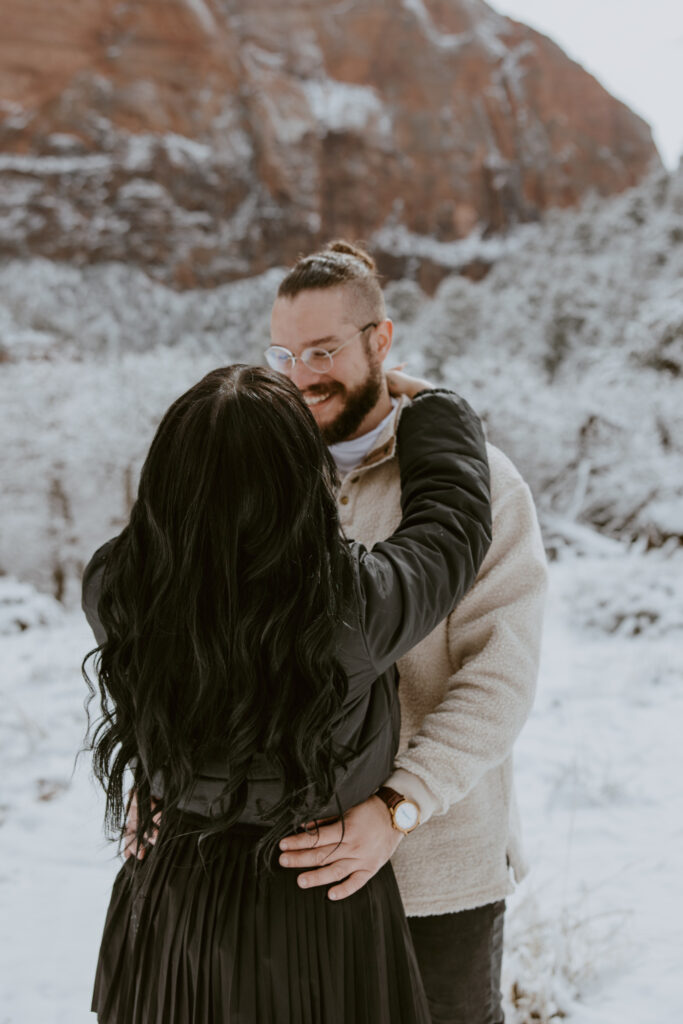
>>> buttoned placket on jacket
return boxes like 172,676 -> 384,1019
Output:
336,402 -> 405,530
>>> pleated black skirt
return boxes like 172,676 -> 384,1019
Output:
91,816 -> 430,1023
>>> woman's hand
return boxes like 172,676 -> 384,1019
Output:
122,789 -> 161,861
385,366 -> 434,399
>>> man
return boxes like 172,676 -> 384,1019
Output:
268,240 -> 548,1024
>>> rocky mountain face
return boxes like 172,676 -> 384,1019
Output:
0,0 -> 661,288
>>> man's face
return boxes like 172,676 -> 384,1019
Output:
270,286 -> 391,445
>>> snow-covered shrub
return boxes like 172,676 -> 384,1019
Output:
396,165 -> 683,545
382,279 -> 427,325
503,890 -> 632,1024
0,259 -> 281,361
0,577 -> 65,634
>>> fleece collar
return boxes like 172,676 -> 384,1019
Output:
348,394 -> 411,475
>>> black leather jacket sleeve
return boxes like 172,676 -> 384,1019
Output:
348,389 -> 492,678
82,541 -> 112,647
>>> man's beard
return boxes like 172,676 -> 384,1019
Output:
314,362 -> 383,446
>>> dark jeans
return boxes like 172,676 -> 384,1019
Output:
407,900 -> 505,1024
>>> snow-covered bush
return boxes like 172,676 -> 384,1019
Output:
395,165 -> 683,546
503,890 -> 632,1023
0,259 -> 281,362
0,577 -> 65,634
382,279 -> 427,325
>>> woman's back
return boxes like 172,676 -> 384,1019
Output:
84,368 -> 491,1024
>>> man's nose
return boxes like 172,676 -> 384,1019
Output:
289,358 -> 320,390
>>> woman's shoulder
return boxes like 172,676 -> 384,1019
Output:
83,537 -> 117,593
82,537 -> 118,645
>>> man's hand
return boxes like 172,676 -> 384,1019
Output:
278,795 -> 403,901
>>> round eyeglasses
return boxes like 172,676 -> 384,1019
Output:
264,322 -> 378,376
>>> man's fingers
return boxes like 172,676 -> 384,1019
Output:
280,822 -> 343,851
279,843 -> 342,869
327,870 -> 373,901
296,859 -> 356,890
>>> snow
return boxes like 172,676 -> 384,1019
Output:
474,9 -> 509,59
400,0 -> 471,52
399,0 -> 508,58
45,134 -> 86,154
0,578 -> 65,636
496,40 -> 536,104
247,81 -> 312,147
162,132 -> 214,167
116,177 -> 171,203
0,153 -> 112,175
372,221 -> 530,268
182,0 -> 216,33
0,131 -> 214,179
502,545 -> 683,1022
240,51 -> 387,150
242,43 -> 286,71
121,134 -> 157,173
1,546 -> 681,1021
302,78 -> 392,138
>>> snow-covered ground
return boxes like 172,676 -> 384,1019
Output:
1,542 -> 681,1023
503,540 -> 683,1023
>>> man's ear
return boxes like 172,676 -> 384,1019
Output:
374,319 -> 394,364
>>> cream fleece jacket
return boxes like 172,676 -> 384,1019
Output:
337,396 -> 548,917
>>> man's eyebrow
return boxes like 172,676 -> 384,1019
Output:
303,334 -> 337,347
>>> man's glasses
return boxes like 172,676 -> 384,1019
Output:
264,322 -> 378,376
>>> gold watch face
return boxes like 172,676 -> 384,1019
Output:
394,800 -> 419,831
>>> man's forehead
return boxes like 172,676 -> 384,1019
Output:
271,290 -> 356,344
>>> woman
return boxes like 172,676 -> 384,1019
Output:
82,364 -> 491,1024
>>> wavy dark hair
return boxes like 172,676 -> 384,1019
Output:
83,365 -> 354,867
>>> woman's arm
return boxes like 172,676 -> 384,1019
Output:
351,388 -> 492,676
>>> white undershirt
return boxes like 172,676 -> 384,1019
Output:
328,399 -> 398,476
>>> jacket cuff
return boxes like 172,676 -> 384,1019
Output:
383,768 -> 439,825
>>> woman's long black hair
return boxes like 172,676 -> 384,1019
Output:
83,365 -> 354,866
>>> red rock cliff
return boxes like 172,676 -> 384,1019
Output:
0,0 -> 661,286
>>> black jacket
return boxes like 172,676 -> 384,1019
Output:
82,390 -> 491,824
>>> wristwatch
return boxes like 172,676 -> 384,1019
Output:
376,786 -> 421,835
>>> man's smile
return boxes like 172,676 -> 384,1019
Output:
303,385 -> 343,410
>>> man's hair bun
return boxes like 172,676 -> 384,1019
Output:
277,239 -> 384,318
325,240 -> 377,273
